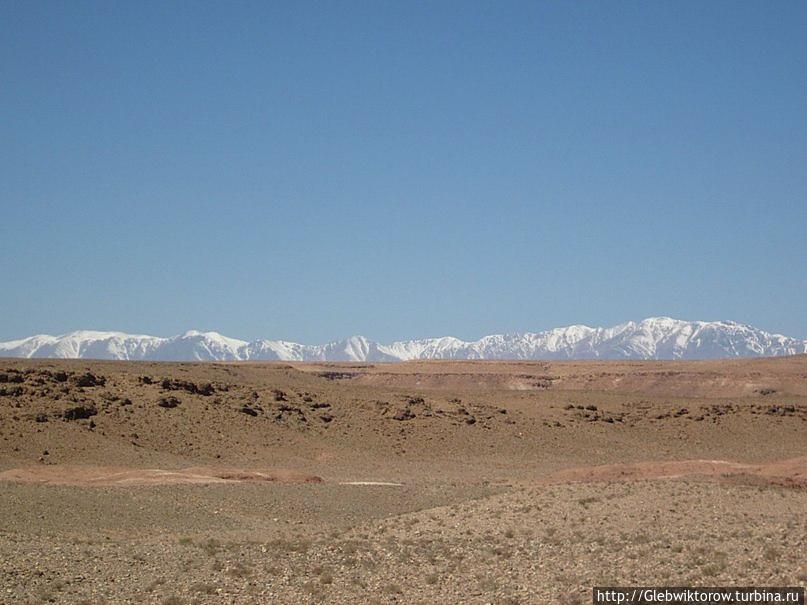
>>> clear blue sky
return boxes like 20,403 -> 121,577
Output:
1,1 -> 805,343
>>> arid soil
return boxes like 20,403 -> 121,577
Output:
0,357 -> 805,604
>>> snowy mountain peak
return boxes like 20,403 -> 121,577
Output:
1,319 -> 805,362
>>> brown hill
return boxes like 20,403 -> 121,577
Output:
0,357 -> 805,603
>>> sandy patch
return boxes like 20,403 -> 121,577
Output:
0,466 -> 323,486
541,456 -> 807,488
338,481 -> 404,486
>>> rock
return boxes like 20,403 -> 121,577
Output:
160,379 -> 213,396
73,372 -> 105,387
240,405 -> 258,417
63,405 -> 98,420
320,413 -> 334,423
0,372 -> 24,384
157,396 -> 181,409
393,409 -> 416,421
316,371 -> 357,380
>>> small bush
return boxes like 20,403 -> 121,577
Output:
383,584 -> 403,595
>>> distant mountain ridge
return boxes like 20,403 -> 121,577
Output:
1,318 -> 805,362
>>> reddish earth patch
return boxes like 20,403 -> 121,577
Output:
541,456 -> 807,488
0,466 -> 323,486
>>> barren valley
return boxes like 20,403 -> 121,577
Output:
1,357 -> 805,604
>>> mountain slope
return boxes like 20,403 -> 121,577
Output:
1,318 -> 805,362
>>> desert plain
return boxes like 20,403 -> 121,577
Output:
0,356 -> 805,604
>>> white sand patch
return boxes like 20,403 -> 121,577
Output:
338,481 -> 404,486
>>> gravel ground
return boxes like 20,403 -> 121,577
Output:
1,479 -> 805,604
1,358 -> 806,604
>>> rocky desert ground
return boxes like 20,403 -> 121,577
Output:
0,356 -> 805,604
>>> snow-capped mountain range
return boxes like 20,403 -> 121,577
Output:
1,318 -> 805,362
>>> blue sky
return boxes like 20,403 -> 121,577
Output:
1,1 -> 806,343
